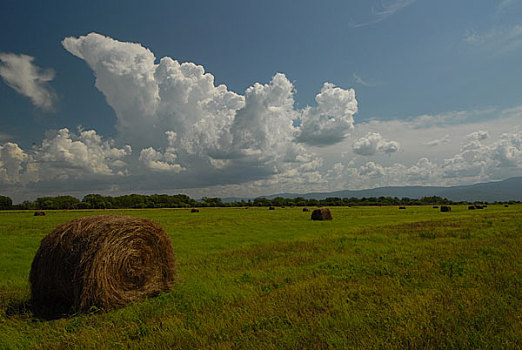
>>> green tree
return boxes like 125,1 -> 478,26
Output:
0,196 -> 12,210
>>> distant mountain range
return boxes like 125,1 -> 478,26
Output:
223,177 -> 522,202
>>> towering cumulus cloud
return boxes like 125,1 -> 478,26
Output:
297,83 -> 357,146
60,33 -> 357,188
0,143 -> 30,184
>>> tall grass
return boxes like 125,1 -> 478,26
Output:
0,205 -> 520,349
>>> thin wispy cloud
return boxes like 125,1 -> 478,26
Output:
424,134 -> 450,147
0,133 -> 12,142
0,53 -> 57,111
410,108 -> 497,129
349,0 -> 416,28
496,0 -> 519,15
353,73 -> 382,87
464,25 -> 522,56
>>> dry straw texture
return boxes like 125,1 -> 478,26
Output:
311,208 -> 332,221
30,215 -> 175,314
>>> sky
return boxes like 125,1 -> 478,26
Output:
1,0 -> 522,202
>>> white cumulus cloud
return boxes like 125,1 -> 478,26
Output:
0,142 -> 29,184
5,32 -> 522,201
465,130 -> 489,142
60,33 -> 356,189
34,128 -> 131,181
297,82 -> 357,146
139,131 -> 184,173
352,132 -> 400,156
0,53 -> 57,111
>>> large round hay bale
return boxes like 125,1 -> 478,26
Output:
302,207 -> 310,212
440,205 -> 451,212
191,208 -> 199,213
34,211 -> 45,216
269,206 -> 275,210
311,208 -> 332,220
30,215 -> 175,314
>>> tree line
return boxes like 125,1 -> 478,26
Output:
0,193 -> 517,210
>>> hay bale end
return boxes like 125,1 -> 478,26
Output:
34,211 -> 46,216
440,206 -> 451,212
311,208 -> 332,221
30,215 -> 176,315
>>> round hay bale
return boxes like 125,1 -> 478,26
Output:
440,205 -> 451,212
191,208 -> 199,213
34,211 -> 46,216
432,206 -> 439,209
302,207 -> 310,212
311,208 -> 332,221
30,215 -> 175,314
269,206 -> 275,210
468,205 -> 475,210
398,206 -> 406,210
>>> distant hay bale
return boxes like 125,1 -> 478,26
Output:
269,207 -> 275,210
440,206 -> 451,212
34,211 -> 46,216
505,204 -> 509,207
30,215 -> 176,314
311,208 -> 332,221
302,208 -> 310,212
475,205 -> 484,209
398,206 -> 406,210
191,208 -> 199,213
468,205 -> 475,210
432,206 -> 439,208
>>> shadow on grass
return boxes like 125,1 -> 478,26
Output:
5,298 -> 84,320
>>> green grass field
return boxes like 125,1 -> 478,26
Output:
1,206 -> 521,349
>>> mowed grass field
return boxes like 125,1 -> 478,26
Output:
0,205 -> 521,349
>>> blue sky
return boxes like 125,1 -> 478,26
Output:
1,0 -> 522,202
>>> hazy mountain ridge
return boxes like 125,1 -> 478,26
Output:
223,177 -> 522,202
